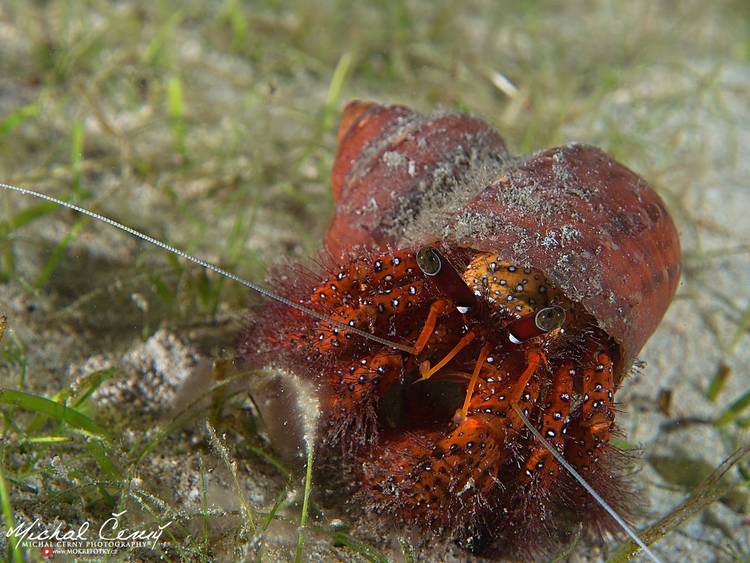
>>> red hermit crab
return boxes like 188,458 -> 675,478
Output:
239,101 -> 681,558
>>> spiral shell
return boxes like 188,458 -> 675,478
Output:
326,101 -> 681,375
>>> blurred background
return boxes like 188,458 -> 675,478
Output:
0,1 -> 748,561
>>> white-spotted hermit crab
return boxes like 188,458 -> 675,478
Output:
1,100 -> 680,561
238,101 -> 681,559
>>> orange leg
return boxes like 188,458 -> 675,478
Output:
455,342 -> 493,422
508,350 -> 544,405
579,351 -> 616,442
412,299 -> 451,355
522,360 -> 574,477
566,348 -> 617,480
417,330 -> 476,381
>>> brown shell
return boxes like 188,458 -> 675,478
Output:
326,102 -> 511,258
326,101 -> 681,374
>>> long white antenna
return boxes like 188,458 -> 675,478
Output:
511,404 -> 662,563
0,182 -> 414,354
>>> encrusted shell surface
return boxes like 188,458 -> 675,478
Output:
326,102 -> 510,257
326,101 -> 681,374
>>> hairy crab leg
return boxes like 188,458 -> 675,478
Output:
311,251 -> 422,308
522,361 -> 575,477
568,350 -> 617,475
324,349 -> 405,449
314,282 -> 428,354
580,351 -> 616,441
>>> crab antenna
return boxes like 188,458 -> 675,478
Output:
0,182 -> 415,354
511,404 -> 662,563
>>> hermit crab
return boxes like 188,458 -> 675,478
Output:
238,101 -> 681,558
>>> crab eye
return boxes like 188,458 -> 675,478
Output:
535,305 -> 566,332
507,305 -> 566,344
416,246 -> 442,276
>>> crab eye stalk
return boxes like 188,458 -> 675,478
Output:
507,305 -> 566,344
416,246 -> 478,312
